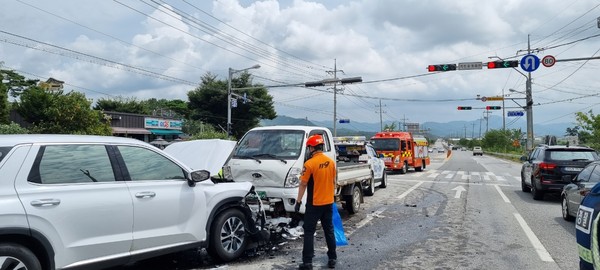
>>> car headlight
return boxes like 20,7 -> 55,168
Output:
285,167 -> 302,187
222,165 -> 233,180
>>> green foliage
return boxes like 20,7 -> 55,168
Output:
480,128 -> 524,153
185,120 -> 231,140
383,122 -> 397,131
458,138 -> 469,146
576,110 -> 600,149
144,98 -> 188,118
0,82 -> 8,124
0,69 -> 39,98
94,96 -> 150,114
188,72 -> 276,139
16,88 -> 111,135
0,122 -> 28,134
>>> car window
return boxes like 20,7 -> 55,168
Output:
577,165 -> 595,182
547,150 -> 597,161
117,146 -> 186,181
590,165 -> 600,183
0,146 -> 13,163
28,145 -> 115,184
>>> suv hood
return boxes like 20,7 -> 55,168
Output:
164,139 -> 236,176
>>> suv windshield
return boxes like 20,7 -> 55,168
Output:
547,149 -> 598,161
233,129 -> 304,160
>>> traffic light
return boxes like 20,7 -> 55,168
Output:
487,61 -> 519,69
427,64 -> 457,72
457,106 -> 472,110
486,106 -> 501,110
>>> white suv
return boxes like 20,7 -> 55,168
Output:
0,135 -> 258,270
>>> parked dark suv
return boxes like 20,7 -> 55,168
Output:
520,144 -> 599,200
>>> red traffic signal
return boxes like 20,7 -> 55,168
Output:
487,61 -> 519,69
428,64 -> 457,72
457,106 -> 472,110
486,106 -> 501,110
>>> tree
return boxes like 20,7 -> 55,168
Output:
16,88 -> 112,135
566,126 -> 580,136
143,98 -> 188,118
94,96 -> 150,114
0,122 -> 28,134
383,122 -> 397,131
575,110 -> 600,149
0,82 -> 8,124
188,72 -> 276,138
0,69 -> 39,98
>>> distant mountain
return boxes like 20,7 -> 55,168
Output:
260,115 -> 574,138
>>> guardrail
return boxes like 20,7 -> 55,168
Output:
484,151 -> 523,162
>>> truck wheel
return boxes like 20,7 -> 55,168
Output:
415,163 -> 424,172
208,208 -> 248,262
0,243 -> 41,270
345,185 -> 361,214
400,162 -> 408,174
379,171 -> 387,188
364,174 -> 375,196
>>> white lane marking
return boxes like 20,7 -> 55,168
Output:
496,176 -> 506,181
461,174 -> 469,180
397,181 -> 424,199
457,171 -> 465,175
493,184 -> 511,203
472,172 -> 480,176
483,175 -> 490,181
452,186 -> 466,198
445,174 -> 454,179
441,170 -> 450,174
386,179 -> 513,187
513,213 -> 554,262
428,173 -> 439,178
514,176 -> 521,182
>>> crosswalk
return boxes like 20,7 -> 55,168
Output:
403,169 -> 521,182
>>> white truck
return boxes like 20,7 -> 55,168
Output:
223,126 -> 374,216
334,136 -> 387,196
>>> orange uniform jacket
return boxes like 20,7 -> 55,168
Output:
300,152 -> 336,206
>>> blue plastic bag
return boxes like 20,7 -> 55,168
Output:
332,203 -> 348,246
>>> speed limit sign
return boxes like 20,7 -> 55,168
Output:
542,55 -> 556,67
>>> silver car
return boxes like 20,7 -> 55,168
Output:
561,161 -> 600,221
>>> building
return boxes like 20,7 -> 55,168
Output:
106,111 -> 184,142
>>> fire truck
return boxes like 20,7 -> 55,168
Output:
370,131 -> 430,174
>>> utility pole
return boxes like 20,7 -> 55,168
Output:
479,116 -> 483,139
332,59 -> 339,137
525,34 -> 534,152
463,125 -> 467,138
502,88 -> 506,131
471,122 -> 475,139
400,114 -> 409,131
376,99 -> 385,131
484,110 -> 492,134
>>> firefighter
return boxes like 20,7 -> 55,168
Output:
576,182 -> 600,269
296,134 -> 337,269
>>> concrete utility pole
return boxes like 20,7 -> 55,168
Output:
376,99 -> 385,131
471,123 -> 475,139
332,59 -> 339,136
525,34 -> 534,152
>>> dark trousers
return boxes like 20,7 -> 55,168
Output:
302,203 -> 337,264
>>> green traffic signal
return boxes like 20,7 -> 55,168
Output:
428,64 -> 457,72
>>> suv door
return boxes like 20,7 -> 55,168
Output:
522,149 -> 537,186
115,145 -> 208,252
15,144 -> 133,268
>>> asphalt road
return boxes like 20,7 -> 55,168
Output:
115,149 -> 580,270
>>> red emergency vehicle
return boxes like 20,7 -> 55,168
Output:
370,131 -> 430,174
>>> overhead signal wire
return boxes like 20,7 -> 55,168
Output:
181,0 -> 330,71
135,0 -> 324,80
0,30 -> 198,86
15,0 -> 209,74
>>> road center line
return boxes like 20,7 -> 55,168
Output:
493,184 -> 511,203
513,213 -> 554,262
397,181 -> 424,199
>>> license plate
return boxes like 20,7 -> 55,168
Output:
257,191 -> 267,200
564,167 -> 583,172
383,157 -> 392,162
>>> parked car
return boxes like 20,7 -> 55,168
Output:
473,146 -> 483,156
461,147 -> 467,151
521,144 -> 599,200
561,161 -> 600,221
438,148 -> 445,153
0,135 -> 262,270
358,143 -> 387,195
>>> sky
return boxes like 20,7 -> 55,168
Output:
2,0 -> 600,133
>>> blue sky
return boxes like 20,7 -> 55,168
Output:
2,0 -> 600,132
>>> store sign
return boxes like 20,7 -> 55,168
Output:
144,118 -> 183,130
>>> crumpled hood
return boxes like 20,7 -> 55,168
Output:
164,139 -> 236,176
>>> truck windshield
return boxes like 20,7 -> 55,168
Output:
370,139 -> 400,151
233,130 -> 305,160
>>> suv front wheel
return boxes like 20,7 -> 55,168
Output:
0,243 -> 41,270
208,208 -> 249,262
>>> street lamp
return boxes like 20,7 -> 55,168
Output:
227,64 -> 261,136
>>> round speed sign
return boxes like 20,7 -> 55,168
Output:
542,55 -> 556,67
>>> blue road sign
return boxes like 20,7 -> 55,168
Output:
520,54 -> 540,72
339,119 -> 350,123
507,111 -> 524,117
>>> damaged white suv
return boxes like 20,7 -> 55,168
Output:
0,135 -> 262,270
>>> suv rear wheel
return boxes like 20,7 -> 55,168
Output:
531,180 -> 545,200
208,208 -> 248,262
0,243 -> 41,270
562,196 -> 575,221
521,173 -> 530,192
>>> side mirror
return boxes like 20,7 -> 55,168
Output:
520,155 -> 528,162
189,170 -> 211,186
379,153 -> 384,158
